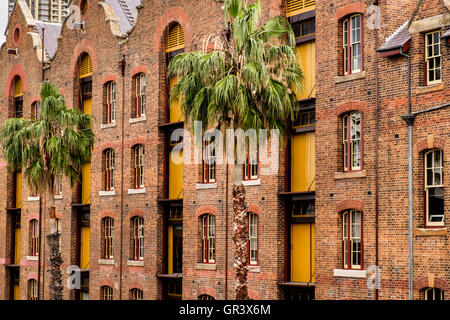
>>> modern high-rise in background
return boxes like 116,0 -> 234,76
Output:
8,0 -> 70,23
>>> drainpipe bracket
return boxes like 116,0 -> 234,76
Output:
401,114 -> 415,126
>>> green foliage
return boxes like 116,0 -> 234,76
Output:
168,0 -> 303,135
0,81 -> 94,195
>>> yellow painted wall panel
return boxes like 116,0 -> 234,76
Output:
291,223 -> 315,283
80,226 -> 90,269
16,172 -> 22,209
82,162 -> 91,205
14,227 -> 21,265
296,41 -> 316,100
83,97 -> 92,115
13,285 -> 20,300
291,132 -> 315,192
169,77 -> 184,123
169,150 -> 183,199
168,226 -> 173,274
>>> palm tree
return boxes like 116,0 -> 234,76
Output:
0,81 -> 94,300
168,0 -> 303,299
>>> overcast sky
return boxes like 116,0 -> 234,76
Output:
0,1 -> 8,45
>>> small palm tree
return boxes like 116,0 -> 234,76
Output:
0,81 -> 94,300
169,0 -> 303,299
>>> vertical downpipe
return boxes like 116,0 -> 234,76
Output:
119,54 -> 126,300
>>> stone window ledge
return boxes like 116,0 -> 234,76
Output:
27,196 -> 40,202
54,194 -> 63,200
127,260 -> 144,267
195,263 -> 217,271
334,170 -> 366,180
414,227 -> 446,236
128,188 -> 146,195
416,83 -> 444,95
129,115 -> 146,124
26,256 -> 38,261
99,190 -> 116,197
334,269 -> 366,278
100,121 -> 116,129
98,259 -> 115,265
248,265 -> 260,273
196,182 -> 218,190
242,179 -> 261,186
335,71 -> 366,84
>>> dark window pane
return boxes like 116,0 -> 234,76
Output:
428,187 -> 444,222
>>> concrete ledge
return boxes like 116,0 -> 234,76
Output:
54,194 -> 63,200
196,182 -> 218,190
26,256 -> 38,261
27,196 -> 40,202
335,71 -> 366,84
409,14 -> 450,33
416,83 -> 444,95
128,188 -> 146,195
127,260 -> 144,267
100,121 -> 116,129
248,265 -> 260,273
334,170 -> 366,180
242,179 -> 261,186
414,227 -> 447,236
195,263 -> 217,271
98,259 -> 115,265
129,115 -> 146,124
99,190 -> 116,197
334,269 -> 366,278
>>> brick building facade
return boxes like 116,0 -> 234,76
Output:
0,0 -> 449,301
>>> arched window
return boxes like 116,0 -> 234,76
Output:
29,219 -> 39,256
425,149 -> 444,227
103,149 -> 115,191
132,74 -> 146,119
166,23 -> 185,53
244,139 -> 259,181
132,145 -> 145,189
131,216 -> 144,261
28,279 -> 38,300
80,0 -> 88,16
342,111 -> 362,172
203,135 -> 216,183
248,213 -> 258,265
286,0 -> 316,17
31,101 -> 40,120
13,76 -> 23,118
55,218 -> 61,253
102,217 -> 114,259
101,285 -> 113,300
201,214 -> 215,263
78,53 -> 93,115
130,288 -> 143,300
425,287 -> 444,300
342,14 -> 362,75
103,81 -> 116,124
342,210 -> 362,269
198,294 -> 214,300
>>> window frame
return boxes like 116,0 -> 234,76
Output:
424,287 -> 444,300
201,214 -> 215,264
203,138 -> 216,183
102,217 -> 114,259
424,149 -> 444,227
134,74 -> 146,118
248,212 -> 258,266
104,149 -> 115,191
342,14 -> 363,76
130,288 -> 143,300
342,210 -> 363,270
425,30 -> 442,85
105,81 -> 116,124
54,174 -> 63,196
30,219 -> 39,256
131,216 -> 144,261
244,140 -> 259,181
342,111 -> 363,172
101,285 -> 113,300
28,279 -> 38,300
133,145 -> 145,189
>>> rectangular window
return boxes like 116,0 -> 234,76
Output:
203,138 -> 216,183
103,218 -> 114,259
244,140 -> 259,181
54,174 -> 63,196
342,210 -> 362,269
425,150 -> 444,227
343,14 -> 362,75
132,217 -> 144,260
30,220 -> 39,256
28,279 -> 38,300
248,213 -> 258,265
135,74 -> 146,118
134,145 -> 145,189
425,31 -> 442,85
105,82 -> 116,124
105,149 -> 115,191
101,286 -> 113,300
201,215 -> 215,263
343,112 -> 361,171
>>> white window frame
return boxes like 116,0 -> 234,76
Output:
134,145 -> 145,189
425,31 -> 442,85
105,149 -> 115,191
248,213 -> 258,265
135,74 -> 146,118
106,82 -> 116,123
343,14 -> 362,75
103,218 -> 114,259
425,149 -> 444,227
201,214 -> 215,263
342,210 -> 362,269
132,216 -> 144,261
343,112 -> 361,172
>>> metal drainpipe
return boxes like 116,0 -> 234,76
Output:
119,54 -> 126,300
374,23 -> 380,302
400,51 -> 414,300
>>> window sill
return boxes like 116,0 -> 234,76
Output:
195,263 -> 217,271
416,83 -> 444,95
54,194 -> 63,200
248,265 -> 260,273
128,188 -> 146,195
414,227 -> 446,236
196,182 -> 218,190
334,71 -> 366,84
334,170 -> 366,180
127,260 -> 144,267
242,179 -> 261,186
26,256 -> 38,261
99,190 -> 116,197
98,259 -> 115,265
27,196 -> 40,202
334,269 -> 366,278
100,121 -> 116,129
129,115 -> 146,124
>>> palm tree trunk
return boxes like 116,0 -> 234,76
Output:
232,166 -> 249,300
47,194 -> 63,300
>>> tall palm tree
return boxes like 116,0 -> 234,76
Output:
168,0 -> 303,299
0,81 -> 94,300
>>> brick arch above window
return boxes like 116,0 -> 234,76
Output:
197,206 -> 217,217
336,200 -> 364,213
416,275 -> 447,291
416,136 -> 445,154
27,213 -> 39,222
128,281 -> 144,291
26,272 -> 38,282
130,66 -> 148,78
153,7 -> 193,53
336,3 -> 366,20
128,137 -> 147,148
101,210 -> 115,219
5,64 -> 27,98
128,209 -> 145,218
197,286 -> 216,299
247,203 -> 261,215
68,40 -> 97,78
336,101 -> 369,116
102,74 -> 118,85
99,279 -> 115,288
30,96 -> 41,105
